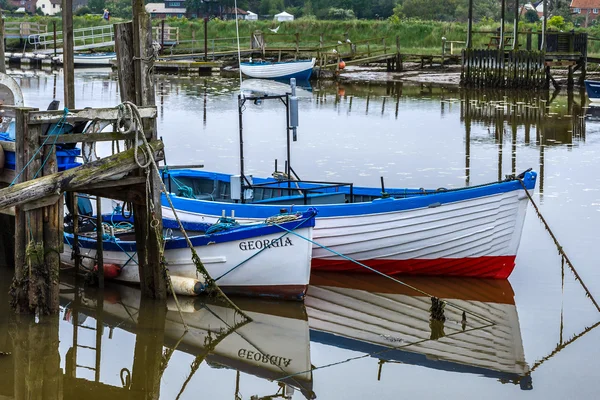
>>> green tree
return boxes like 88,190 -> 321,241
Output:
396,0 -> 458,21
524,9 -> 539,23
87,0 -> 106,14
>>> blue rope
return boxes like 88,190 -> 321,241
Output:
10,108 -> 70,186
213,215 -> 314,282
205,217 -> 240,235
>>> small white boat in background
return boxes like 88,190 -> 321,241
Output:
58,52 -> 116,67
240,58 -> 315,81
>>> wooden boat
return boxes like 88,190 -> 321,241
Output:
240,58 -> 316,81
584,80 -> 600,102
306,272 -> 531,389
57,280 -> 315,399
160,169 -> 537,279
58,52 -> 116,67
61,209 -> 316,300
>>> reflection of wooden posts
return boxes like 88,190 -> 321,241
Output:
511,107 -> 517,175
10,315 -> 62,399
496,106 -> 503,182
131,296 -> 167,399
464,99 -> 471,187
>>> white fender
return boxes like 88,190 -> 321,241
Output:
0,72 -> 24,107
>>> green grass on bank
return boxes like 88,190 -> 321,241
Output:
6,16 -> 600,57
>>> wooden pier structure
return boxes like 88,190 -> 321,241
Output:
0,0 -> 168,315
461,0 -> 587,89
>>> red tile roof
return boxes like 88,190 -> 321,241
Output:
571,0 -> 600,8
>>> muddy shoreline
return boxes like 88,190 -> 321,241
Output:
332,62 -> 600,88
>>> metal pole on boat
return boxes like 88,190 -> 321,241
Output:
238,94 -> 246,203
285,92 -> 291,180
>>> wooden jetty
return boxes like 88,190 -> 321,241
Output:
461,0 -> 587,89
0,0 -> 169,315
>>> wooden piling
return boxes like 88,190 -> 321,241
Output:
127,0 -> 167,299
61,0 -> 75,109
0,13 -> 6,74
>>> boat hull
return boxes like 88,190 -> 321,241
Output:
585,80 -> 600,102
240,58 -> 315,80
62,219 -> 314,300
161,171 -> 537,279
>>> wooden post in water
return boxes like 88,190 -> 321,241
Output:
0,13 -> 6,74
500,0 -> 506,51
62,0 -> 75,109
396,35 -> 402,71
466,0 -> 473,49
11,107 -> 61,315
541,0 -> 547,50
125,0 -> 167,299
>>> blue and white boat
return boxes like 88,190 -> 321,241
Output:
240,58 -> 315,81
160,168 -> 537,280
61,209 -> 316,300
584,80 -> 600,102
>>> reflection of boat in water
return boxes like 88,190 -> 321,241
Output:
585,104 -> 600,121
241,78 -> 313,97
306,272 -> 531,389
59,281 -> 315,399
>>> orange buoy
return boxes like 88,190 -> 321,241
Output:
94,263 -> 122,279
339,61 -> 346,70
338,87 -> 346,97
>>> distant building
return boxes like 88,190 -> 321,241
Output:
221,7 -> 248,20
36,0 -> 61,16
274,11 -> 294,22
146,1 -> 187,19
246,10 -> 258,20
8,0 -> 36,14
570,0 -> 600,27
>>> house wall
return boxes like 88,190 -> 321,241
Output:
37,0 -> 61,15
572,7 -> 600,27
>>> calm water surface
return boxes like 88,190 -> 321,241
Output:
1,68 -> 599,399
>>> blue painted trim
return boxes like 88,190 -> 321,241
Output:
64,210 -> 316,252
160,170 -> 538,219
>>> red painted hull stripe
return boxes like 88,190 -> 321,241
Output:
310,256 -> 516,279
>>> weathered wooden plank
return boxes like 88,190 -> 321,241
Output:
27,107 -> 157,124
40,131 -> 139,144
23,194 -> 61,211
0,140 -> 164,210
114,22 -> 137,105
76,176 -> 146,191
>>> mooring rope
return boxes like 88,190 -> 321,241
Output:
116,101 -> 251,321
272,223 -> 497,325
518,179 -> 600,313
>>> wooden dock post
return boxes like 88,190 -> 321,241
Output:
62,0 -> 75,109
0,13 -> 6,74
114,0 -> 167,299
11,107 -> 61,315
